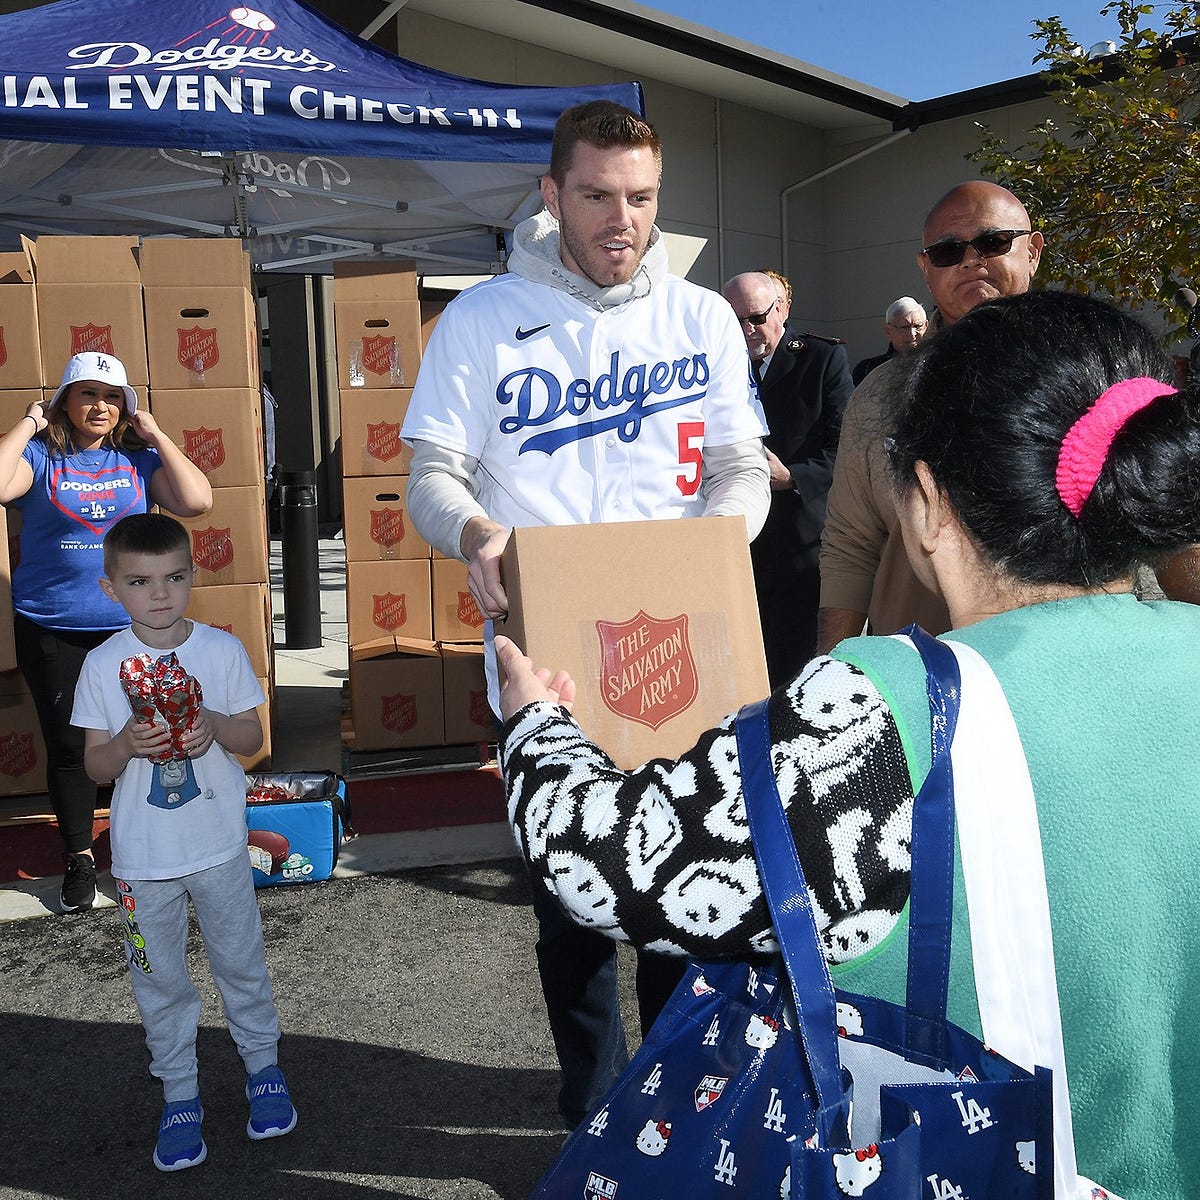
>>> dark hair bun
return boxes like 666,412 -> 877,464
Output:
889,290 -> 1200,587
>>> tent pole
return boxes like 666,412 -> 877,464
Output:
360,1 -> 410,42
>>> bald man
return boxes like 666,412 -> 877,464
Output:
816,182 -> 1044,654
723,270 -> 853,682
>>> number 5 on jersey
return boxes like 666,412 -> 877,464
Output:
676,421 -> 704,497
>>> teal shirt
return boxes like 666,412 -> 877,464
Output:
832,594 -> 1200,1200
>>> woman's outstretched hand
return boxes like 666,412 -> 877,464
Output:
495,635 -> 577,721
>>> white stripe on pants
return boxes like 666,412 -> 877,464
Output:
117,851 -> 281,1102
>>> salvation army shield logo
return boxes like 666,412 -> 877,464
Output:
177,326 -> 220,372
366,421 -> 402,463
70,323 -> 115,355
191,526 -> 234,573
369,507 -> 404,552
372,592 -> 408,633
0,731 -> 36,778
596,611 -> 698,731
183,427 -> 226,473
381,692 -> 417,734
694,1074 -> 728,1112
456,590 -> 484,630
361,334 -> 398,379
467,689 -> 491,729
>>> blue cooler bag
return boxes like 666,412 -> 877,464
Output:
244,772 -> 353,888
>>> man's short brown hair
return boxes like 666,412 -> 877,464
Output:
548,100 -> 662,184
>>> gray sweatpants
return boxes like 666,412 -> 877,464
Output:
116,851 -> 281,1102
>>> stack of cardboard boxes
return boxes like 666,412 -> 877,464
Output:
336,263 -> 491,752
0,235 -> 273,800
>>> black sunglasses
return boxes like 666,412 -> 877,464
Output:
737,297 -> 777,327
921,229 -> 1032,269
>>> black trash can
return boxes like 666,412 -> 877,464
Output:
279,469 -> 322,649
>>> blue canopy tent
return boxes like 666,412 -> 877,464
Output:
0,0 -> 643,271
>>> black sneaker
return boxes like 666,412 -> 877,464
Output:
60,852 -> 97,912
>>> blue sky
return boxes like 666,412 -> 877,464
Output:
643,1 -> 1129,100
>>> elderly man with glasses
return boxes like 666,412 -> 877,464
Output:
816,181 -> 1044,654
722,270 -> 854,683
851,296 -> 929,386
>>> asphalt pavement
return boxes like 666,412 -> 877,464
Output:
0,536 -> 645,1198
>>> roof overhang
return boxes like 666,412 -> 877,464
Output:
402,0 -> 910,130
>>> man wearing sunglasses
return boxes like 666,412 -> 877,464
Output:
722,270 -> 853,684
816,181 -> 1043,655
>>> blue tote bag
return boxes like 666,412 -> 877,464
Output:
528,628 -> 1053,1199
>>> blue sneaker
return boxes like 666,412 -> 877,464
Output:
153,1097 -> 206,1171
245,1066 -> 297,1139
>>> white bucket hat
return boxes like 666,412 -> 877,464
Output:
49,352 -> 138,413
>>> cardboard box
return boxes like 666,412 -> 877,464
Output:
29,235 -> 148,385
341,475 -> 431,561
432,559 -> 485,642
441,642 -> 493,745
501,516 -> 768,769
333,260 -> 417,304
0,680 -> 48,795
28,235 -> 141,286
36,284 -> 148,386
139,238 -> 252,290
185,582 -> 272,678
173,485 -> 268,586
0,390 -> 43,433
144,287 -> 258,390
420,300 -> 444,351
150,388 -> 264,488
338,388 -> 413,476
0,248 -> 43,389
348,637 -> 443,750
346,559 -> 432,645
334,300 -> 421,389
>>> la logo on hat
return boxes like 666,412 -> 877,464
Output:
49,351 -> 138,413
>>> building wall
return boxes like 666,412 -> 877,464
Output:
387,8 -> 1064,365
817,98 -> 1057,363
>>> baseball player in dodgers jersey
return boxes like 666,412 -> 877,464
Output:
401,101 -> 770,1127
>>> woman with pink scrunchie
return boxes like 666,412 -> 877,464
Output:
496,290 -> 1200,1200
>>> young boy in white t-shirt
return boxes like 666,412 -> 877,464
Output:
72,513 -> 296,1172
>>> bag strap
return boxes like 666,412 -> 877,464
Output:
736,698 -> 844,1114
738,627 -> 965,1073
900,625 -> 961,1059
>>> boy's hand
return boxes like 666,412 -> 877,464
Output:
182,708 -> 215,759
125,716 -> 172,760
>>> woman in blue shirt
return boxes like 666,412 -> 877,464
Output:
0,352 -> 212,912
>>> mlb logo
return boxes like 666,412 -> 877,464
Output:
694,1074 -> 728,1112
584,1171 -> 618,1200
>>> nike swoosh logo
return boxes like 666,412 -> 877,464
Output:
515,323 -> 551,341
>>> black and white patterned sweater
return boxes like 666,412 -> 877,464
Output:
501,655 -> 916,964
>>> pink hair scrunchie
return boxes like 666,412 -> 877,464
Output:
1055,376 -> 1176,518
